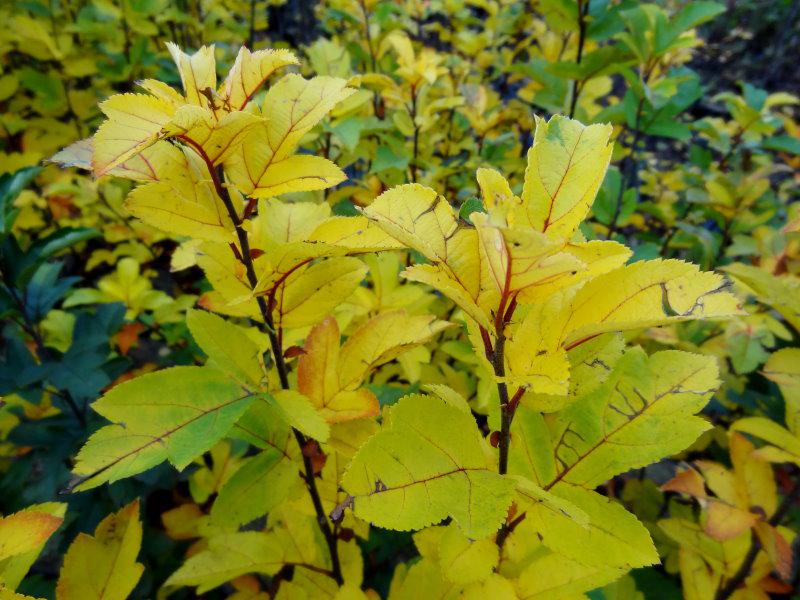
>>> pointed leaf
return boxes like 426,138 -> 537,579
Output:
72,367 -> 253,490
342,394 -> 514,539
56,500 -> 144,600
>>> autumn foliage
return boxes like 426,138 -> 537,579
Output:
1,1 -> 799,599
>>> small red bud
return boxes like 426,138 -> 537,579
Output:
489,431 -> 500,448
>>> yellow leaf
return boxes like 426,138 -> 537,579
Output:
676,548 -> 722,600
763,348 -> 800,436
166,42 -> 217,107
363,184 -> 495,329
337,311 -> 450,389
92,94 -> 178,175
219,47 -> 298,111
297,316 -> 379,424
273,257 -> 367,329
186,309 -> 264,386
298,311 -> 446,423
224,74 -> 354,197
729,431 -> 777,517
561,259 -> 742,348
124,149 -> 234,242
0,511 -> 62,562
516,239 -> 631,304
342,394 -> 514,539
703,500 -> 756,542
522,115 -> 613,238
56,500 -> 144,600
476,166 -> 519,216
503,300 -> 570,395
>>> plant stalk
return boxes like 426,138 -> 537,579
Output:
715,476 -> 800,600
186,141 -> 343,585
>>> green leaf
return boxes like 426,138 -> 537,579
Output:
165,532 -> 286,593
371,145 -> 409,173
458,196 -> 485,224
509,348 -> 719,567
533,484 -> 658,568
264,390 -> 330,442
670,2 -> 726,35
211,449 -> 299,527
72,366 -> 254,491
0,166 -> 41,234
540,349 -> 717,489
342,394 -> 514,539
762,135 -> 800,155
186,309 -> 264,386
13,227 -> 99,286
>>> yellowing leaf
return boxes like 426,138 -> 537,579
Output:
91,93 -> 179,175
72,367 -> 253,490
342,394 -> 514,539
165,42 -> 217,106
0,588 -> 45,600
0,511 -> 62,562
436,524 -> 499,585
730,417 -> 800,467
723,263 -> 800,332
56,500 -> 144,600
522,115 -> 613,237
220,47 -> 298,111
211,449 -> 299,527
703,500 -> 756,542
543,349 -> 717,489
165,532 -> 285,593
266,390 -> 330,442
224,74 -> 354,198
763,347 -> 800,435
514,544 -> 625,600
561,259 -> 741,347
538,484 -> 658,568
754,522 -> 793,582
297,316 -> 379,424
168,511 -> 331,593
187,309 -> 264,386
0,503 -> 66,590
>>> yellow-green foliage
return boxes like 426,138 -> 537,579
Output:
1,2 -> 799,600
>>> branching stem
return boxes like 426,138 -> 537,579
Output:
184,139 -> 343,585
715,475 -> 800,600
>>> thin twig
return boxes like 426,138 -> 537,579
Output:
715,476 -> 800,600
181,139 -> 344,585
568,0 -> 588,119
